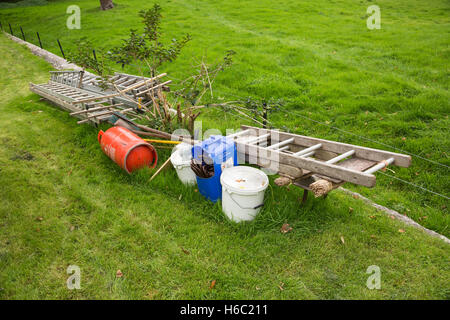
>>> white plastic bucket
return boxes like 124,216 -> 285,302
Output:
170,143 -> 196,185
220,166 -> 269,222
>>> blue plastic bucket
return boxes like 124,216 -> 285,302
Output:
196,175 -> 221,202
192,135 -> 237,202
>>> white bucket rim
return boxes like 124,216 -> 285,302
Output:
220,166 -> 269,195
170,146 -> 191,167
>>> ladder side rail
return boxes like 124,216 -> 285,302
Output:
241,125 -> 411,167
236,141 -> 376,187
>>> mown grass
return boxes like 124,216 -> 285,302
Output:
0,1 -> 449,299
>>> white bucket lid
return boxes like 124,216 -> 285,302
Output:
220,166 -> 269,194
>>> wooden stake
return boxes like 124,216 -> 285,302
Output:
77,108 -> 133,124
149,157 -> 171,182
136,80 -> 172,96
69,103 -> 124,116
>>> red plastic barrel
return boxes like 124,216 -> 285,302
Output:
98,126 -> 158,173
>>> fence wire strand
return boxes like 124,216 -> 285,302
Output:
273,106 -> 449,201
276,106 -> 449,170
377,171 -> 450,200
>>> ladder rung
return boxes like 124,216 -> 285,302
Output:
364,157 -> 394,174
246,133 -> 270,145
85,79 -> 98,85
293,143 -> 322,157
267,138 -> 294,150
121,78 -> 137,86
114,77 -> 129,85
109,75 -> 121,81
326,150 -> 355,164
227,129 -> 251,139
300,151 -> 315,158
82,76 -> 95,83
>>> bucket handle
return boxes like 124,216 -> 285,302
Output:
227,191 -> 264,210
98,130 -> 104,144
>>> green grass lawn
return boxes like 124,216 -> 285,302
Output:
0,0 -> 449,299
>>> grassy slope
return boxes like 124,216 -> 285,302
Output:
0,34 -> 449,300
0,0 -> 448,236
0,1 -> 448,299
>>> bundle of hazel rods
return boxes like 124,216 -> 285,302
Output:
190,156 -> 214,178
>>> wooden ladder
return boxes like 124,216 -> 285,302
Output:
29,81 -> 134,125
31,71 -> 172,126
228,126 -> 411,191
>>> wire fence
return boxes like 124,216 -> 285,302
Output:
378,171 -> 449,200
274,105 -> 449,201
0,21 -> 101,63
2,21 -> 56,52
276,105 -> 449,170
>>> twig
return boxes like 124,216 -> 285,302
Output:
233,108 -> 265,126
